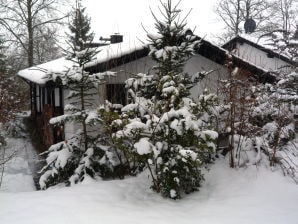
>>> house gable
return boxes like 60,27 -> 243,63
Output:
197,38 -> 275,83
222,35 -> 298,71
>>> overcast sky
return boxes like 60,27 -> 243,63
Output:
83,0 -> 224,43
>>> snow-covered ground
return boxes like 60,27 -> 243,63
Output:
1,157 -> 298,224
0,137 -> 36,192
1,117 -> 298,223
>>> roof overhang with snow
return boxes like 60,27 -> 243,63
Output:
17,41 -> 148,85
17,34 -> 276,86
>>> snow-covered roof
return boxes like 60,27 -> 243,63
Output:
222,34 -> 297,66
197,37 -> 274,82
238,34 -> 270,48
18,40 -> 147,85
18,34 -> 275,86
18,58 -> 73,85
239,33 -> 298,52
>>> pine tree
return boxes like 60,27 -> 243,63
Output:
100,0 -> 218,199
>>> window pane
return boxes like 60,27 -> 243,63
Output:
106,84 -> 127,105
55,88 -> 60,107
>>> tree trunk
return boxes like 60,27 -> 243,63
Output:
235,0 -> 241,35
80,86 -> 88,151
27,0 -> 34,67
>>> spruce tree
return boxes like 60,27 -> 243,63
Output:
100,0 -> 218,199
141,1 -> 218,199
39,2 -> 113,189
68,0 -> 93,51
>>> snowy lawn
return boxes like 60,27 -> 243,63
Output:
1,158 -> 298,224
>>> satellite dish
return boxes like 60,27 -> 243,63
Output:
244,18 -> 256,33
184,29 -> 193,36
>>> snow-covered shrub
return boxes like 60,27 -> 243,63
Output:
96,102 -> 142,179
98,0 -> 219,199
39,132 -> 106,188
5,113 -> 28,138
251,69 -> 297,167
218,71 -> 262,168
218,63 -> 297,181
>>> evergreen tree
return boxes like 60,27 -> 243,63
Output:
68,0 -> 94,52
39,2 -> 114,189
99,0 -> 218,199
0,38 -> 23,124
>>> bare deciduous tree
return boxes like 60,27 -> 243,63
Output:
0,0 -> 68,67
34,26 -> 62,64
271,0 -> 298,33
215,0 -> 274,42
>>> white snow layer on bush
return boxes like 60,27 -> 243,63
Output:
201,130 -> 218,140
122,97 -> 153,117
179,149 -> 198,161
115,119 -> 149,138
134,138 -> 153,155
46,146 -> 72,169
85,110 -> 99,125
49,114 -> 70,125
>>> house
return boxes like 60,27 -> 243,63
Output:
17,32 -> 273,149
222,34 -> 298,72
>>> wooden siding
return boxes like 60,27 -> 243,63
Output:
31,85 -> 64,150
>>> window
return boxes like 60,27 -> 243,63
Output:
106,84 -> 127,105
267,53 -> 274,58
47,88 -> 52,105
44,88 -> 48,104
54,88 -> 60,107
36,85 -> 41,113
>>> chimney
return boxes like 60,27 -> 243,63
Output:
110,34 -> 123,44
100,34 -> 123,44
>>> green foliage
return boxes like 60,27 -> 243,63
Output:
68,0 -> 94,51
97,0 -> 219,199
156,145 -> 203,199
39,2 -> 115,189
97,103 -> 145,178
